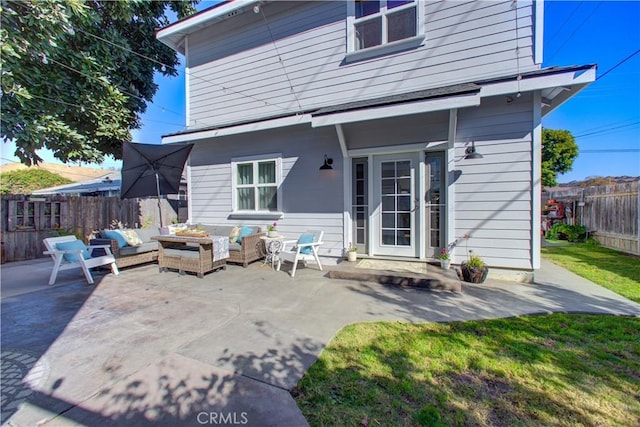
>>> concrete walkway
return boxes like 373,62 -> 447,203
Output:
2,257 -> 639,426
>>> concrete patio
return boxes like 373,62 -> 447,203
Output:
2,257 -> 639,426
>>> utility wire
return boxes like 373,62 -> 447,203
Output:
574,121 -> 640,138
580,149 -> 640,153
546,2 -> 602,64
597,49 -> 640,81
77,27 -> 299,117
48,58 -> 185,119
259,7 -> 303,113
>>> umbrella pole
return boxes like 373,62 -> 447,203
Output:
155,171 -> 163,228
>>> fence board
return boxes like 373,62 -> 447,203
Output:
0,195 -> 181,262
543,180 -> 639,255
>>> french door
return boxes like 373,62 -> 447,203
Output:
372,153 -> 419,257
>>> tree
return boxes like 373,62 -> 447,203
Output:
1,0 -> 197,166
0,168 -> 72,194
542,128 -> 579,187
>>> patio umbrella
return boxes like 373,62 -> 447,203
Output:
120,142 -> 194,227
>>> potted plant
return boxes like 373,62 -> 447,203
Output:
346,243 -> 358,262
266,222 -> 278,237
460,251 -> 488,283
438,248 -> 451,269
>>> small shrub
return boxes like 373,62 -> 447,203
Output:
465,253 -> 484,268
547,223 -> 587,243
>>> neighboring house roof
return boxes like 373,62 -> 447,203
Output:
31,172 -> 121,196
0,163 -> 114,183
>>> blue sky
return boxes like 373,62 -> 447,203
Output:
2,1 -> 639,182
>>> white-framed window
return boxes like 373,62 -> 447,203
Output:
231,154 -> 282,213
347,0 -> 421,55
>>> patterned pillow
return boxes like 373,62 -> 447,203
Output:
229,226 -> 241,243
121,229 -> 143,247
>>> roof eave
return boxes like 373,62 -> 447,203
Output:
156,0 -> 261,53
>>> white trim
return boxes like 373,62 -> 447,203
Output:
534,0 -> 544,65
312,93 -> 481,128
343,154 -> 352,256
532,91 -> 542,270
480,67 -> 596,98
345,35 -> 425,63
346,0 -> 423,57
418,154 -> 426,259
186,158 -> 193,224
335,124 -> 348,158
230,153 -> 283,214
184,37 -> 190,127
446,109 -> 457,261
348,141 -> 446,157
157,0 -> 259,51
162,114 -> 312,144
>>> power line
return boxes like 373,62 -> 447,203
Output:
546,2 -> 602,64
580,149 -> 640,153
47,58 -> 186,120
259,7 -> 303,112
77,27 -> 299,118
574,121 -> 640,138
597,49 -> 640,81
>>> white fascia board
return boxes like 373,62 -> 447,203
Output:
161,114 -> 312,144
480,67 -> 596,98
157,0 -> 260,51
311,93 -> 481,128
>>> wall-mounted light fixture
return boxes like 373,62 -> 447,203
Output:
319,154 -> 333,170
464,141 -> 483,160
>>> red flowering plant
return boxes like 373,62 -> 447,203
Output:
438,248 -> 450,260
267,222 -> 277,232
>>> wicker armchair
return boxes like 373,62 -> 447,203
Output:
200,225 -> 265,267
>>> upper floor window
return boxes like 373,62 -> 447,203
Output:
351,0 -> 418,51
231,154 -> 282,213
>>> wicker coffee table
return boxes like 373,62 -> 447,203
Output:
152,235 -> 229,278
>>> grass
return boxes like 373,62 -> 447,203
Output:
542,242 -> 640,303
293,314 -> 640,426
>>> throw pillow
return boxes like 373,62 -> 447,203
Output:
120,229 -> 143,247
237,225 -> 254,245
229,226 -> 241,243
103,230 -> 128,249
56,240 -> 91,262
297,233 -> 315,255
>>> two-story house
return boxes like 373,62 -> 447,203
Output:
157,0 -> 595,275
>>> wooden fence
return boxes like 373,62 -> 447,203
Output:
544,180 -> 639,255
1,194 -> 184,262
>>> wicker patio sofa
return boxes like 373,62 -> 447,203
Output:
200,225 -> 265,267
90,227 -> 160,268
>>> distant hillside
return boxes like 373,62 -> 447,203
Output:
0,162 -> 113,183
558,176 -> 639,188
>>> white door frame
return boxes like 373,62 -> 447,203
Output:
371,152 -> 421,257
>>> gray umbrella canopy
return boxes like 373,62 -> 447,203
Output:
120,142 -> 194,226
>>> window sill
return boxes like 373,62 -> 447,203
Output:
228,212 -> 283,221
345,34 -> 425,63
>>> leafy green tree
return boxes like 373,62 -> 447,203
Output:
542,128 -> 579,187
1,0 -> 197,166
0,168 -> 72,194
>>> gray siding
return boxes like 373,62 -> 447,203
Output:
454,94 -> 534,269
187,0 -> 537,128
188,125 -> 345,257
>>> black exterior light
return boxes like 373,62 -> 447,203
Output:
319,154 -> 333,170
464,141 -> 483,160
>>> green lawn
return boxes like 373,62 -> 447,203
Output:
294,314 -> 640,426
542,243 -> 640,303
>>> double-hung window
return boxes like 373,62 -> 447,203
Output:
232,155 -> 281,213
348,0 -> 421,54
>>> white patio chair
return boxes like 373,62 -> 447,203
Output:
276,230 -> 324,277
43,236 -> 119,285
